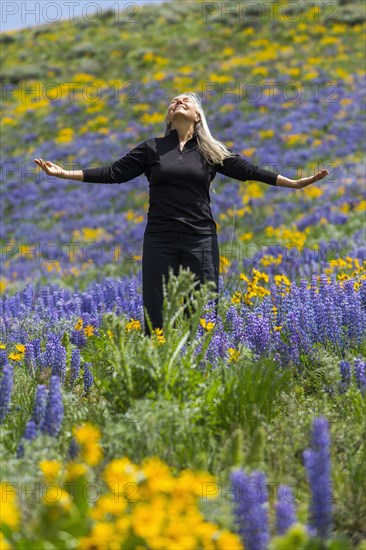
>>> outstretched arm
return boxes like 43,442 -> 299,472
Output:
216,152 -> 329,189
215,153 -> 279,186
33,140 -> 148,184
82,140 -> 148,183
34,159 -> 84,180
276,169 -> 329,189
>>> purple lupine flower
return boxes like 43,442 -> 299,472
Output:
244,312 -> 272,356
70,329 -> 87,348
21,282 -> 35,309
126,278 -> 143,320
225,305 -> 245,344
81,292 -> 98,316
83,363 -> 93,396
68,437 -> 80,460
24,342 -> 36,374
24,418 -> 38,439
40,286 -> 56,311
40,334 -> 67,382
51,338 -> 67,382
0,349 -> 7,367
16,418 -> 38,458
339,360 -> 351,391
104,279 -> 117,309
30,338 -> 42,360
70,348 -> 81,387
312,276 -> 342,351
41,376 -> 64,437
303,417 -> 333,539
206,321 -> 230,368
17,443 -> 25,459
353,356 -> 366,393
0,364 -> 14,423
275,485 -> 297,535
230,468 -> 269,550
32,384 -> 48,428
41,333 -> 58,369
341,279 -> 365,346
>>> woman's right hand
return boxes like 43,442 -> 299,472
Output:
34,158 -> 64,177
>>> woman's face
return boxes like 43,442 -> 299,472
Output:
166,95 -> 200,125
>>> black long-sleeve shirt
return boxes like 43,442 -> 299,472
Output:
82,128 -> 280,236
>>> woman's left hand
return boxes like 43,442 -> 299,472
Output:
295,169 -> 329,189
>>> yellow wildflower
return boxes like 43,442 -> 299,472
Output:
274,274 -> 291,287
175,469 -> 217,499
252,268 -> 269,282
73,423 -> 103,466
239,273 -> 250,283
232,291 -> 242,304
142,457 -> 175,493
153,327 -> 165,344
64,463 -> 88,482
256,286 -> 271,297
39,460 -> 62,482
8,352 -> 22,361
132,502 -> 165,537
220,256 -> 231,274
103,457 -> 139,493
89,494 -> 127,521
0,483 -> 20,529
216,531 -> 244,549
74,318 -> 83,331
73,423 -> 100,445
80,522 -> 122,548
125,318 -> 142,332
228,348 -> 240,362
42,484 -> 72,510
200,318 -> 215,331
15,344 -> 26,353
239,232 -> 253,240
83,325 -> 95,337
0,532 -> 12,550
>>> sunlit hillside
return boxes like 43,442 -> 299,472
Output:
0,1 -> 365,548
1,0 -> 365,293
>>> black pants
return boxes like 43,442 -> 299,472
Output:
142,231 -> 220,336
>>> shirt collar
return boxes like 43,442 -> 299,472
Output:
169,128 -> 198,140
168,128 -> 198,152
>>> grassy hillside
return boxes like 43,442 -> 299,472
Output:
1,0 -> 365,293
0,1 -> 365,548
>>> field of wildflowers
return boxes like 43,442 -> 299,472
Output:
1,0 -> 366,548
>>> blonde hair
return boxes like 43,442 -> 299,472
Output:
164,91 -> 236,166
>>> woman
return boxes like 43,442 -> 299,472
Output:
34,92 -> 328,336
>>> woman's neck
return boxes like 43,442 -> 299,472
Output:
171,122 -> 195,143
